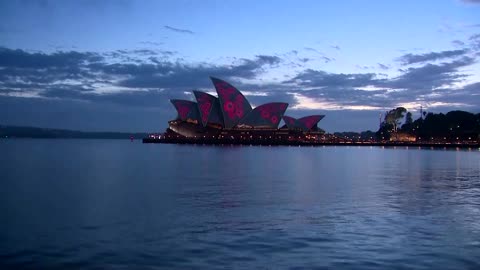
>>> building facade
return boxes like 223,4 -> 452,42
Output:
167,77 -> 325,139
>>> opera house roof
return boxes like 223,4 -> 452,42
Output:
170,77 -> 324,131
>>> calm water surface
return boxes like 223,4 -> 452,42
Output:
1,139 -> 479,269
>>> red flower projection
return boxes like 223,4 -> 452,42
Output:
216,82 -> 235,100
224,101 -> 236,119
235,105 -> 244,118
224,101 -> 234,112
238,102 -> 288,128
199,102 -> 211,122
261,110 -> 271,119
211,77 -> 252,128
298,115 -> 323,130
283,115 -> 324,131
178,105 -> 190,119
258,103 -> 287,119
283,115 -> 297,127
171,99 -> 196,120
194,91 -> 222,127
270,115 -> 278,124
177,105 -> 189,119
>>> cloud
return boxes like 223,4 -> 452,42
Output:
298,57 -> 311,63
287,69 -> 378,88
0,48 -> 283,104
355,65 -> 371,70
397,49 -> 469,65
452,40 -> 466,47
320,56 -> 333,63
139,41 -> 164,46
330,45 -> 340,50
0,47 -> 102,69
385,56 -> 475,92
0,47 -> 103,87
281,54 -> 477,111
470,33 -> 480,50
110,55 -> 282,89
164,25 -> 195,34
255,55 -> 282,65
304,47 -> 322,54
377,63 -> 389,70
430,82 -> 480,106
1,46 -> 479,132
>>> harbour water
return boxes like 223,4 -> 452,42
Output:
1,139 -> 479,269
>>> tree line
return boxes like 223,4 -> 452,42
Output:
377,108 -> 480,141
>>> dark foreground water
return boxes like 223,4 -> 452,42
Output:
1,139 -> 479,269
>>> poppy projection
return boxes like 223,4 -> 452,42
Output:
167,77 -> 324,137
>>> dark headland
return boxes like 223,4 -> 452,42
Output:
0,125 -> 148,140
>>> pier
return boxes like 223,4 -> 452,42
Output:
143,135 -> 479,149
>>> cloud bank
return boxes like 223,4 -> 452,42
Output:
1,33 -> 479,132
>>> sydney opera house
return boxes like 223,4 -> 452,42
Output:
154,77 -> 326,143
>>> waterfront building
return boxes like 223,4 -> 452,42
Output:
166,77 -> 325,141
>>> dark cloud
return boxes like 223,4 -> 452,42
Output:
130,49 -> 163,56
320,56 -> 333,63
104,49 -> 176,61
0,48 -> 284,109
385,56 -> 475,91
452,40 -> 466,47
304,47 -> 322,54
255,55 -> 282,65
1,46 -> 479,132
377,63 -> 389,70
287,69 -> 378,88
0,48 -> 102,85
40,87 -> 178,108
459,81 -> 480,94
164,25 -> 194,34
112,55 -> 281,89
356,65 -> 372,70
139,41 -> 164,46
281,55 -> 477,111
470,33 -> 480,50
397,49 -> 469,65
115,63 -> 227,89
279,49 -> 333,66
431,82 -> 480,106
0,47 -> 102,68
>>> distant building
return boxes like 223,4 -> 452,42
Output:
167,77 -> 325,138
390,132 -> 416,142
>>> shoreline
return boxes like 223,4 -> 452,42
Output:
142,137 -> 479,149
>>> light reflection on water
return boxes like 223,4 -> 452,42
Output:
0,139 -> 479,269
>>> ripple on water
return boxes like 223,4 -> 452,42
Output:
1,142 -> 480,269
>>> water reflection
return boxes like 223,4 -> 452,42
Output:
0,140 -> 479,269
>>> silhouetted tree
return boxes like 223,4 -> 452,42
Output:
385,107 -> 407,133
401,111 -> 414,132
379,109 -> 480,141
411,110 -> 480,140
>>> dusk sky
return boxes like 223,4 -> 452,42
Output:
1,0 -> 479,132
